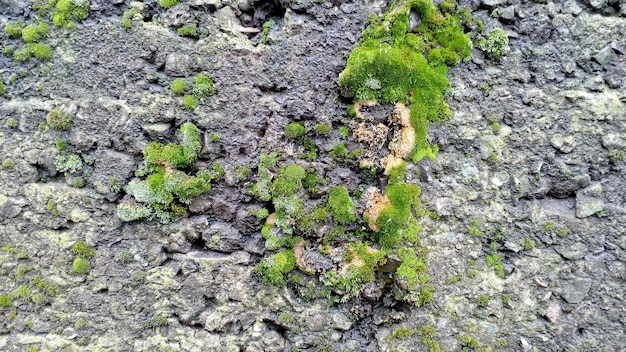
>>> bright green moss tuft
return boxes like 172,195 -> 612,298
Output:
5,23 -> 23,38
314,123 -> 332,136
171,79 -> 189,95
395,247 -> 427,290
327,186 -> 355,225
177,23 -> 198,37
271,164 -> 305,197
339,0 -> 470,163
325,242 -> 386,297
28,43 -> 52,61
10,284 -> 31,300
71,241 -> 96,259
183,95 -> 199,111
255,249 -> 296,286
53,0 -> 89,28
0,295 -> 12,308
71,257 -> 91,275
22,24 -> 42,42
118,122 -> 210,222
284,122 -> 306,140
159,0 -> 179,9
193,74 -> 215,98
330,142 -> 348,159
122,8 -> 139,29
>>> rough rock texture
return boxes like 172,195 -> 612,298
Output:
0,0 -> 624,351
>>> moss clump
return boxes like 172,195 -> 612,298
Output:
486,246 -> 504,278
122,8 -> 139,30
271,164 -> 305,197
327,186 -> 355,225
183,95 -> 198,111
192,74 -> 215,98
375,183 -> 421,243
284,122 -> 306,140
339,0 -> 470,162
330,142 -> 348,159
0,80 -> 5,96
52,0 -> 89,28
5,22 -> 24,38
71,241 -> 96,259
28,43 -> 52,61
22,24 -> 43,43
261,19 -> 274,44
325,242 -> 386,297
71,257 -> 91,275
255,249 -> 296,286
55,154 -> 82,173
10,284 -> 31,300
118,122 -> 211,223
30,275 -> 62,296
46,109 -> 73,129
395,247 -> 427,291
387,327 -> 416,341
177,23 -> 198,37
477,28 -> 509,59
314,123 -> 332,136
2,159 -> 16,169
0,295 -> 12,308
159,0 -> 179,9
171,79 -> 189,95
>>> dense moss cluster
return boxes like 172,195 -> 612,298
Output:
339,0 -> 471,162
117,122 -> 213,223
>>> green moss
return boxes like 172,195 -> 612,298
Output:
28,43 -> 52,61
395,247 -> 427,290
71,257 -> 91,275
284,122 -> 306,140
119,123 -> 210,222
52,0 -> 89,28
183,95 -> 199,111
330,142 -> 348,159
22,24 -> 41,43
262,19 -> 274,44
314,123 -> 332,136
158,0 -> 179,9
30,275 -> 61,296
71,241 -> 96,259
193,74 -> 215,98
327,186 -> 355,225
255,249 -> 296,286
10,284 -> 31,300
339,0 -> 470,162
31,293 -> 46,305
477,294 -> 489,307
122,8 -> 139,29
5,23 -> 23,38
47,109 -> 73,130
338,126 -> 349,138
209,133 -> 221,142
457,335 -> 480,348
522,237 -> 535,250
55,154 -> 82,173
271,164 -> 305,197
387,327 -> 416,341
178,23 -> 198,37
0,295 -> 12,308
171,79 -> 189,95
477,28 -> 509,59
144,315 -> 168,328
375,183 -> 421,240
2,159 -> 16,169
325,242 -> 386,297
486,247 -> 504,279
417,285 -> 435,306
469,219 -> 482,237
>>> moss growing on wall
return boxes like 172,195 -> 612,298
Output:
117,122 -> 211,223
339,0 -> 470,162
